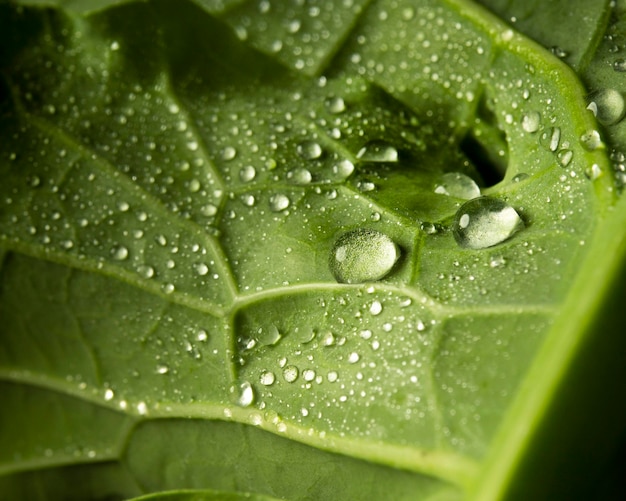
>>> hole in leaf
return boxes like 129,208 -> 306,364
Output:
462,93 -> 509,187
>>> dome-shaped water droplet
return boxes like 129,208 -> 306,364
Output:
269,194 -> 290,212
356,140 -> 399,163
325,96 -> 346,114
521,111 -> 541,133
297,141 -> 323,160
434,172 -> 481,199
540,127 -> 561,152
222,146 -> 237,161
111,245 -> 129,260
613,58 -> 626,72
329,229 -> 400,284
283,365 -> 299,383
236,381 -> 255,407
453,196 -> 525,249
287,167 -> 312,184
557,149 -> 573,167
333,159 -> 355,179
259,370 -> 276,386
255,325 -> 282,346
239,165 -> 256,183
579,130 -> 603,150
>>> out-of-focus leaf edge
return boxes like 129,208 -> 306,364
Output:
126,488 -> 283,501
472,190 -> 626,500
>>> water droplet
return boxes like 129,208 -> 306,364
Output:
613,58 -> 626,72
540,127 -> 560,152
356,140 -> 399,163
111,245 -> 129,260
521,111 -> 541,133
287,167 -> 312,184
348,352 -> 360,364
104,388 -> 115,401
588,89 -> 625,125
453,196 -> 525,249
201,203 -> 218,217
512,173 -> 529,183
269,194 -> 290,212
369,299 -> 383,316
302,369 -> 316,381
434,172 -> 481,199
579,130 -> 603,151
283,365 -> 299,383
137,264 -> 155,278
333,159 -> 355,179
325,96 -> 346,114
27,175 -> 42,187
156,364 -> 169,375
585,163 -> 603,180
255,325 -> 282,346
259,370 -> 276,386
329,229 -> 400,284
222,146 -> 237,160
239,165 -> 256,182
236,381 -> 255,407
297,141 -> 323,160
557,149 -> 573,167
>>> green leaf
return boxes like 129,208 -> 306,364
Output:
127,488 -> 284,501
1,0 -> 624,500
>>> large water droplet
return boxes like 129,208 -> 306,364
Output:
239,165 -> 256,182
287,167 -> 312,184
269,193 -> 290,212
453,196 -> 525,249
356,140 -> 399,163
329,229 -> 400,284
579,130 -> 603,151
540,127 -> 560,152
434,172 -> 481,199
255,325 -> 282,346
325,96 -> 346,114
333,159 -> 355,179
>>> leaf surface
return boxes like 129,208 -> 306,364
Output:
0,0 -> 623,500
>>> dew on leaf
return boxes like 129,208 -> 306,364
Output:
111,245 -> 129,261
329,228 -> 400,284
325,96 -> 346,114
137,264 -> 155,278
356,140 -> 399,163
104,388 -> 114,401
259,370 -> 276,386
540,127 -> 561,151
557,149 -> 573,167
239,165 -> 256,182
296,141 -> 323,160
369,299 -> 383,316
453,196 -> 525,249
333,159 -> 355,179
287,167 -> 313,184
235,381 -> 255,407
588,89 -> 625,125
585,163 -> 603,180
579,130 -> 603,151
521,111 -> 541,133
613,58 -> 626,72
222,146 -> 237,160
283,365 -> 299,383
434,172 -> 481,199
269,193 -> 290,212
302,369 -> 316,381
256,325 -> 282,346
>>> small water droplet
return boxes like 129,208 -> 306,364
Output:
453,196 -> 525,249
369,300 -> 383,316
269,194 -> 290,212
239,165 -> 256,182
329,229 -> 400,284
557,149 -> 573,167
512,173 -> 529,183
236,381 -> 255,407
434,172 -> 481,199
333,159 -> 355,179
613,58 -> 626,72
348,352 -> 360,364
585,163 -> 603,180
297,141 -> 323,160
521,111 -> 541,133
283,365 -> 299,383
137,264 -> 155,278
356,140 -> 399,163
540,127 -> 561,152
111,245 -> 129,260
325,96 -> 346,114
287,167 -> 312,184
27,175 -> 42,187
255,325 -> 282,346
259,370 -> 276,386
156,364 -> 169,375
579,130 -> 603,151
222,146 -> 237,160
104,388 -> 115,401
302,369 -> 316,381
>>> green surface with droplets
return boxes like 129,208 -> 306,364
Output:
1,0 -> 625,500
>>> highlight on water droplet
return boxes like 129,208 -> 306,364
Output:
356,140 -> 399,163
453,196 -> 525,249
329,228 -> 400,284
297,141 -> 323,160
235,381 -> 255,407
434,172 -> 481,199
